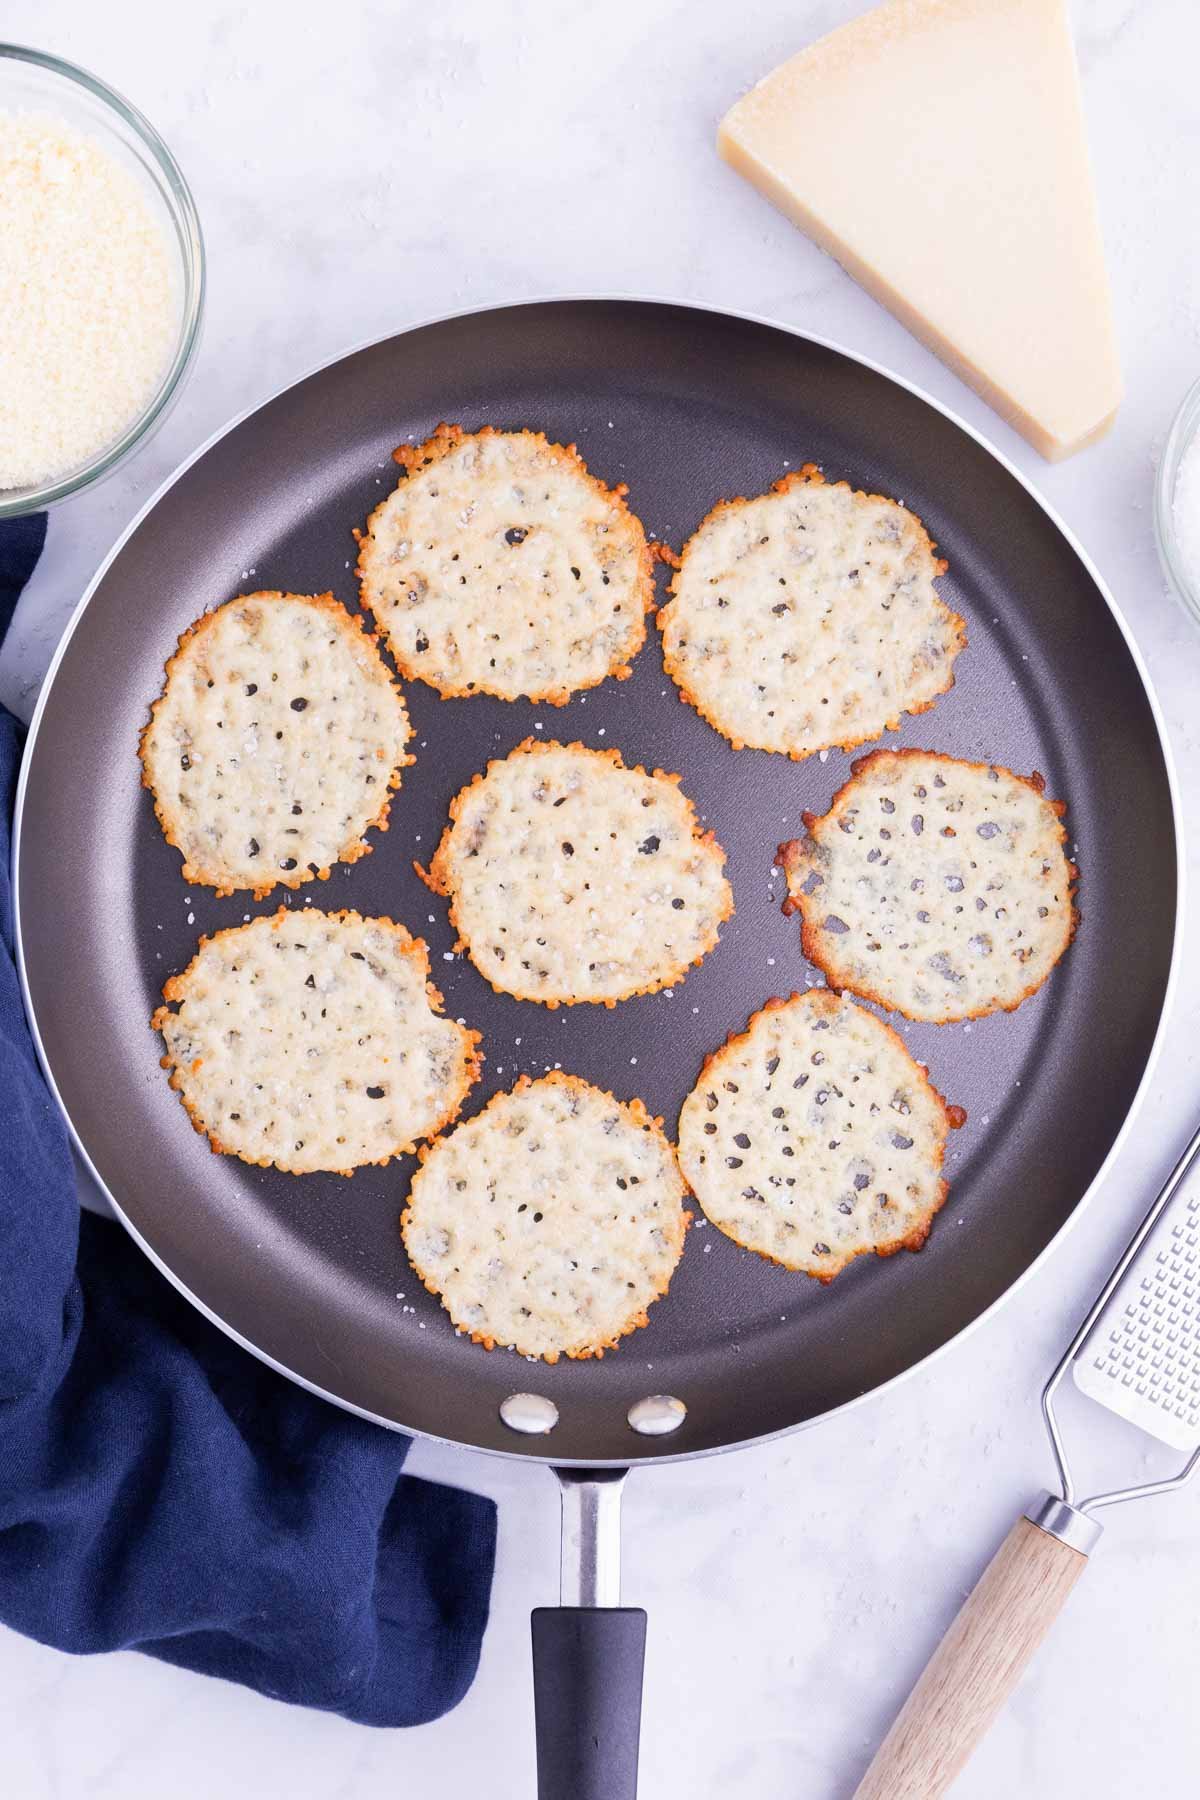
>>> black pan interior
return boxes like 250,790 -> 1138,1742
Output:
17,301 -> 1176,1462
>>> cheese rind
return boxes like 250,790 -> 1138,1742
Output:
718,0 -> 1121,461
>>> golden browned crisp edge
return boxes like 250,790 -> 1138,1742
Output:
656,464 -> 967,758
425,736 -> 734,1008
775,747 -> 1080,1023
138,591 -> 414,898
683,988 -> 965,1281
401,1069 -> 692,1362
151,906 -> 483,1177
353,422 -> 657,705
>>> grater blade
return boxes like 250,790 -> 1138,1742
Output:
1072,1146 -> 1200,1453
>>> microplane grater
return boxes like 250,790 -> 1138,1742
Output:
1071,1161 -> 1200,1452
1030,1121 -> 1200,1551
851,1126 -> 1200,1800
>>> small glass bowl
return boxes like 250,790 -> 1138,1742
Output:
0,44 -> 205,518
1155,372 -> 1200,627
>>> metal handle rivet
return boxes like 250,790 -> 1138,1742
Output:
627,1394 -> 687,1435
500,1392 -> 559,1435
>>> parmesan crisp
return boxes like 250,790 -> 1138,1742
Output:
427,739 -> 733,1007
778,749 -> 1077,1022
140,591 -> 412,898
659,466 -> 965,758
154,909 -> 481,1175
403,1073 -> 689,1360
356,423 -> 654,704
678,990 -> 964,1279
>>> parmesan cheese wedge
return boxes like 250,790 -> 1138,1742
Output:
718,0 -> 1121,461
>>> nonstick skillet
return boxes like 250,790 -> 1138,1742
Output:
14,300 -> 1179,1797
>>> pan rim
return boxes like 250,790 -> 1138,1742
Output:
11,292 -> 1185,1468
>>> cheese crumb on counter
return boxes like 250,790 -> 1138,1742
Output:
0,111 -> 177,489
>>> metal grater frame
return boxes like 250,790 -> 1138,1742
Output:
1030,1122 -> 1200,1546
1073,1164 -> 1200,1452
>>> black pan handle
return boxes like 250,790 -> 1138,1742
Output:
532,1467 -> 644,1800
531,1604 -> 647,1800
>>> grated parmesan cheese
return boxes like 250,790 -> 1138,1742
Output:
0,111 -> 177,489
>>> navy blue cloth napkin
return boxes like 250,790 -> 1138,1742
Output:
0,519 -> 496,1725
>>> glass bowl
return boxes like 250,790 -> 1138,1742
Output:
0,44 -> 205,518
1155,372 -> 1200,627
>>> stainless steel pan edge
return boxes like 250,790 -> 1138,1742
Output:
11,293 -> 1186,1471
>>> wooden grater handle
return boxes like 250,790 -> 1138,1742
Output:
853,1515 -> 1090,1800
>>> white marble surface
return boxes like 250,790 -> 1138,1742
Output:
3,1 -> 1199,1794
